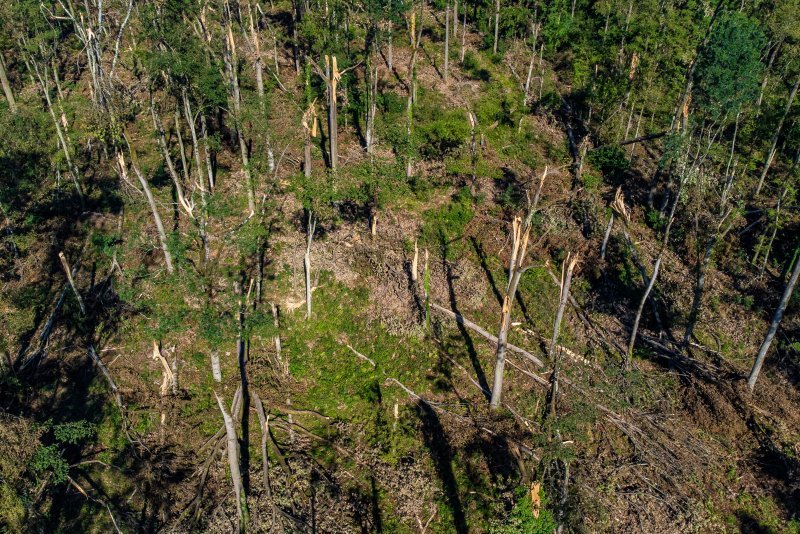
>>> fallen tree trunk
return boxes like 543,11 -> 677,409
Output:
430,302 -> 544,368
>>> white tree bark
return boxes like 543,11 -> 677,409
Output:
748,244 -> 800,390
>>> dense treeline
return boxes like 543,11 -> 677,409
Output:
1,0 -> 799,531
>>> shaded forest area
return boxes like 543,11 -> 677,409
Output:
1,0 -> 799,531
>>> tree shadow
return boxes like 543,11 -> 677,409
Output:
443,237 -> 490,398
414,400 -> 468,534
470,236 -> 503,307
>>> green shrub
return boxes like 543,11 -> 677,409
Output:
418,111 -> 470,158
490,485 -> 558,533
420,187 -> 475,258
30,445 -> 69,485
53,420 -> 96,445
588,146 -> 629,178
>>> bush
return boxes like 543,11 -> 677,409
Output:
588,146 -> 629,179
417,111 -> 470,158
490,484 -> 558,533
420,187 -> 474,258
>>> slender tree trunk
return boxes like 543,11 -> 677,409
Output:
493,0 -> 500,54
460,12 -> 467,62
214,391 -> 249,529
305,134 -> 313,177
222,14 -> 256,212
119,145 -> 175,274
200,114 -> 215,192
249,0 -> 275,173
387,21 -> 394,71
174,107 -> 191,185
491,216 -> 530,408
747,243 -> 800,390
182,90 -> 210,261
0,52 -> 17,113
600,213 -> 614,260
549,253 -> 578,417
626,174 -> 684,367
754,74 -> 800,197
760,188 -> 787,275
325,56 -> 340,171
683,229 -> 723,345
29,59 -> 83,199
304,211 -> 316,319
151,97 -> 192,217
365,59 -> 377,154
523,24 -> 538,105
412,239 -> 419,283
444,4 -> 450,82
755,41 -> 781,116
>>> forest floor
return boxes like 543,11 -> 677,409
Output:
2,10 -> 800,533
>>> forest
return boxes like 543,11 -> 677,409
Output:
0,0 -> 799,531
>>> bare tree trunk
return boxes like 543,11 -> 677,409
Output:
214,391 -> 249,529
755,41 -> 781,116
211,351 -> 222,382
600,213 -> 614,260
0,52 -> 17,113
305,211 -> 316,320
325,56 -> 339,170
759,187 -> 787,275
747,243 -> 800,390
118,143 -> 175,274
248,0 -> 275,173
222,11 -> 256,212
302,101 -> 317,177
292,0 -> 301,74
523,24 -> 539,105
151,96 -> 193,217
460,12 -> 467,62
200,114 -> 216,192
453,0 -> 458,39
305,134 -> 313,177
28,57 -> 83,199
612,188 -> 664,334
626,176 -> 683,368
754,74 -> 800,197
174,107 -> 191,184
387,21 -> 394,71
58,252 -> 86,315
490,169 -> 546,407
411,239 -> 419,283
365,61 -> 377,153
182,89 -> 210,261
444,4 -> 450,82
549,253 -> 578,417
493,0 -> 500,54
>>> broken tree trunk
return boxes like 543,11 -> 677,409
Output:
117,143 -> 174,274
490,168 -> 547,407
626,176 -> 683,369
549,253 -> 579,417
58,252 -> 86,315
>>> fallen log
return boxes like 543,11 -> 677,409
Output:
429,302 -> 544,368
